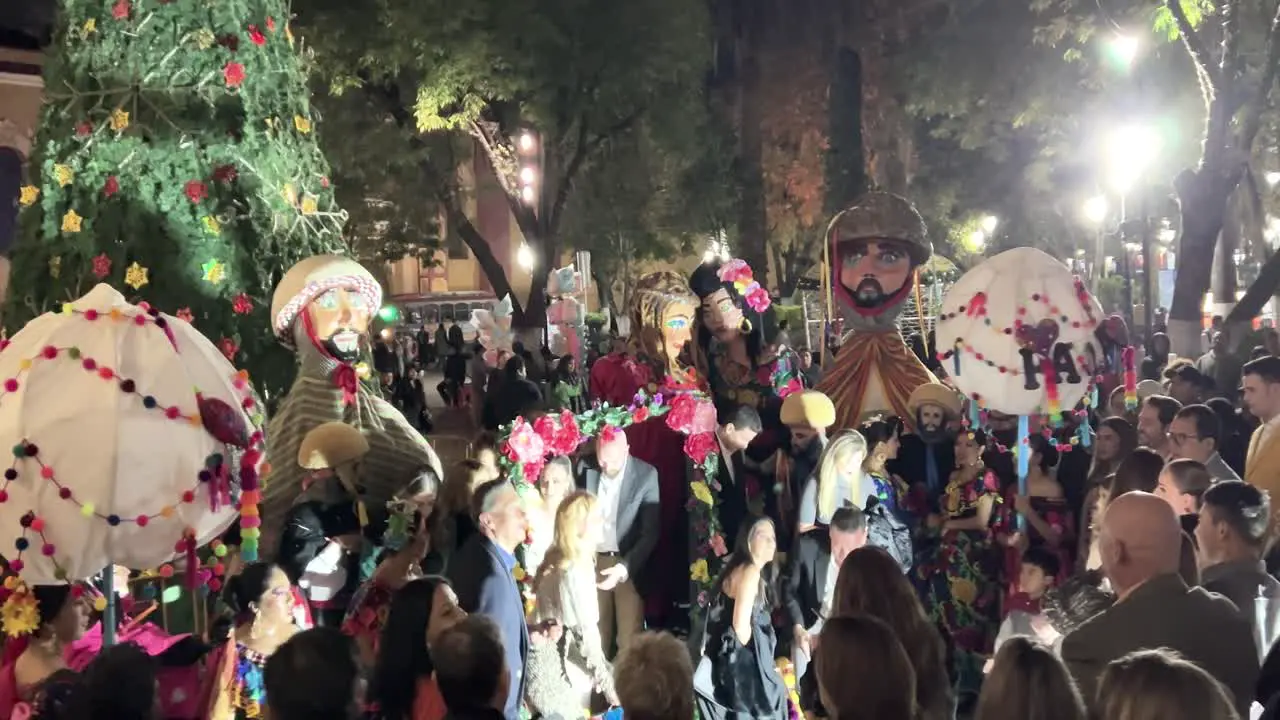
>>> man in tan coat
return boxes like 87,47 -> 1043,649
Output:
1242,356 -> 1280,535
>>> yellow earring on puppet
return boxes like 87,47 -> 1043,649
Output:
741,317 -> 752,334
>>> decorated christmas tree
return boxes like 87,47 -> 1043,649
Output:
5,0 -> 347,401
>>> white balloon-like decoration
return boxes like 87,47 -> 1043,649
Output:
0,284 -> 264,584
935,248 -> 1104,417
471,295 -> 515,368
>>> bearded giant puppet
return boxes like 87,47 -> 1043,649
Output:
258,255 -> 443,560
816,192 -> 937,430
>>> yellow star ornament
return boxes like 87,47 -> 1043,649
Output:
124,262 -> 149,290
109,109 -> 130,132
202,259 -> 226,285
61,210 -> 83,233
300,197 -> 317,215
54,165 -> 74,187
18,186 -> 38,206
293,115 -> 311,134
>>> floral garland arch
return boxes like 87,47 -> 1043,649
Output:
496,378 -> 727,624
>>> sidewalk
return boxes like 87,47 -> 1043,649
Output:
417,367 -> 478,467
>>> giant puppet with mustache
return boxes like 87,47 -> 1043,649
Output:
816,192 -> 937,430
257,255 -> 443,560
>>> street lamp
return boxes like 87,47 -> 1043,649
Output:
1267,171 -> 1280,186
1083,195 -> 1108,225
1106,124 -> 1161,193
967,229 -> 986,253
1110,34 -> 1140,69
518,132 -> 536,153
981,215 -> 998,234
517,243 -> 535,271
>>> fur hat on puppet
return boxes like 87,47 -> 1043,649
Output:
298,422 -> 370,470
907,382 -> 962,418
780,390 -> 836,430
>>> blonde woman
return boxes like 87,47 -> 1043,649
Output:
524,456 -> 576,577
1097,648 -> 1240,720
798,430 -> 870,532
526,491 -> 618,717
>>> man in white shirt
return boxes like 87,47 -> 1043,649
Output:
581,426 -> 661,658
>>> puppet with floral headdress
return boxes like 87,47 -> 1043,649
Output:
816,192 -> 938,431
688,259 -> 803,418
258,256 -> 443,561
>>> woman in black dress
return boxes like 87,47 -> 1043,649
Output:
694,516 -> 788,719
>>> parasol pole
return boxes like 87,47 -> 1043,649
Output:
100,565 -> 116,647
1016,415 -> 1030,531
821,227 -> 833,368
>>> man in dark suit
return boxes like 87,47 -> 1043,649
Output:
1062,491 -> 1259,717
784,506 -> 867,678
711,404 -> 764,547
580,426 -> 661,658
449,479 -> 540,720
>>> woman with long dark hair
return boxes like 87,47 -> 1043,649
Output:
995,434 -> 1073,596
1078,418 -> 1137,573
366,576 -> 467,720
0,583 -> 88,715
200,562 -> 298,719
693,516 -> 787,720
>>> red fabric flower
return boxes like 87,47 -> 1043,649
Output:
320,176 -> 330,188
551,411 -> 581,456
218,337 -> 239,361
212,164 -> 237,183
248,25 -> 266,46
184,180 -> 208,203
223,62 -> 245,88
112,0 -> 130,20
175,308 -> 194,323
684,432 -> 718,465
600,425 -> 622,445
265,16 -> 276,31
632,406 -> 650,424
91,254 -> 112,279
75,122 -> 92,137
666,394 -> 697,433
102,176 -> 119,198
232,293 -> 254,315
533,415 -> 558,449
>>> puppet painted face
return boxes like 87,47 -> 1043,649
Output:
701,288 -> 744,343
838,238 -> 913,312
307,286 -> 373,362
662,300 -> 695,364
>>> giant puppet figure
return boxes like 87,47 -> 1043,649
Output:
816,192 -> 936,430
259,255 -> 443,559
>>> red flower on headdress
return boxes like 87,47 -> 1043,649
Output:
684,432 -> 718,465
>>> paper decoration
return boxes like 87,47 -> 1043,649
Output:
471,295 -> 514,368
0,284 -> 265,583
934,247 -> 1103,416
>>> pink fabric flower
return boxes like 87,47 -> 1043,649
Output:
709,533 -> 728,557
744,283 -> 771,312
716,259 -> 751,284
505,418 -> 545,465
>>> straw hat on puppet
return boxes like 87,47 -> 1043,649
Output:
907,382 -> 962,418
270,255 -> 383,346
780,390 -> 836,430
298,422 -> 370,470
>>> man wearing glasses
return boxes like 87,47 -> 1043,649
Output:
1168,404 -> 1242,483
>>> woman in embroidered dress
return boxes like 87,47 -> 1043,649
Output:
1076,417 -> 1136,573
526,491 -> 618,718
693,516 -> 788,720
858,416 -> 911,517
524,457 -> 575,580
344,501 -> 431,670
200,562 -> 298,720
915,428 -> 1001,704
365,577 -> 467,720
0,584 -> 89,718
797,430 -> 870,533
994,434 -> 1074,606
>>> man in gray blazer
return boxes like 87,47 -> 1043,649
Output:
580,426 -> 661,659
1062,491 -> 1258,717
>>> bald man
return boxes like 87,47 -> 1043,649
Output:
1061,492 -> 1258,716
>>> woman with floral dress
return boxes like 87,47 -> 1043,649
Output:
994,434 -> 1074,607
915,428 -> 1000,704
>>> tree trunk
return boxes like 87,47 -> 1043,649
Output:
824,47 -> 866,216
737,12 -> 770,288
1167,167 -> 1237,356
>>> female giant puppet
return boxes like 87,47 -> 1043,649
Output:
816,192 -> 937,430
258,255 -> 443,560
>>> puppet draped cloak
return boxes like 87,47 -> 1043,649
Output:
818,330 -> 935,432
259,348 -> 442,560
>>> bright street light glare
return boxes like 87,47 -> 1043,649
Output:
1106,124 -> 1161,192
517,243 -> 535,270
519,167 -> 537,185
1267,171 -> 1280,186
1158,227 -> 1176,243
981,215 -> 998,233
518,132 -> 536,153
1111,35 -> 1139,67
968,229 -> 986,252
1083,195 -> 1108,224
521,185 -> 537,204
702,250 -> 715,263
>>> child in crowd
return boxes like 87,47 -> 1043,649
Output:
984,546 -> 1060,673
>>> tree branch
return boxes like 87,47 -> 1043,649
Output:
1236,0 -> 1280,151
547,109 -> 645,233
1168,0 -> 1221,99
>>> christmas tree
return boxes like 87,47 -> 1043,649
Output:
5,0 -> 348,402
